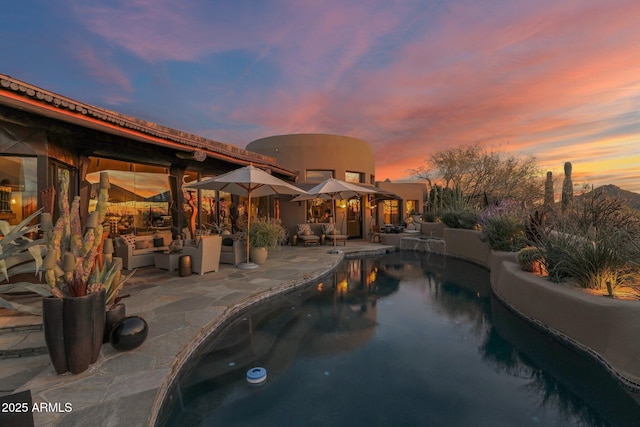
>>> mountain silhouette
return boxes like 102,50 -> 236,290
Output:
575,184 -> 640,212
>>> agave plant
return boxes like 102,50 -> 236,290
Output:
0,209 -> 53,314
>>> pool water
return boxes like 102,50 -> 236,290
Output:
161,252 -> 640,426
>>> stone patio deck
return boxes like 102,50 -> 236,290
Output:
0,242 -> 392,426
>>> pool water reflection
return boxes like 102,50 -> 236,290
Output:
162,252 -> 640,427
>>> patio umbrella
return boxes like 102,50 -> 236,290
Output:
185,165 -> 307,269
291,178 -> 377,252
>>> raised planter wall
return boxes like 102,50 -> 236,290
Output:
442,228 -> 490,266
420,221 -> 446,238
493,262 -> 640,387
436,235 -> 640,389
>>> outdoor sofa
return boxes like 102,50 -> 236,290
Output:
114,231 -> 173,270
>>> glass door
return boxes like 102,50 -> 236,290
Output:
346,198 -> 361,238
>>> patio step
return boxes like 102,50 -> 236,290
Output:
0,326 -> 47,359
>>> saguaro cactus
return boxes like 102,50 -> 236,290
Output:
561,162 -> 573,212
544,171 -> 554,212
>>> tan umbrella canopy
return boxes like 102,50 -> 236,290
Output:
185,165 -> 307,269
291,178 -> 378,251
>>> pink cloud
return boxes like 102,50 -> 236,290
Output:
65,0 -> 640,192
64,38 -> 133,99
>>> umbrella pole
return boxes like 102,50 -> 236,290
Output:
328,194 -> 341,254
238,189 -> 258,269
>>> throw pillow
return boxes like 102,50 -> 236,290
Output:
120,234 -> 137,248
153,237 -> 164,247
134,240 -> 148,250
323,223 -> 335,234
297,224 -> 312,235
222,237 -> 234,246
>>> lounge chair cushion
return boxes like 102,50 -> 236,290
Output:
297,224 -> 314,236
322,223 -> 342,235
322,223 -> 348,245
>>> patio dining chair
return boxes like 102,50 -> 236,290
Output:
370,225 -> 381,243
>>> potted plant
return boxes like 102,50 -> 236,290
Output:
248,217 -> 287,265
39,170 -> 136,374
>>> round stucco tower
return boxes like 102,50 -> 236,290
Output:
247,134 -> 376,239
246,134 -> 375,184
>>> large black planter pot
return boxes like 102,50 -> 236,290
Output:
63,293 -> 95,374
91,290 -> 106,364
110,316 -> 149,351
42,290 -> 106,375
42,297 -> 68,375
103,303 -> 126,343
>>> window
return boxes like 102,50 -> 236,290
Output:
0,156 -> 37,224
87,164 -> 171,234
345,171 -> 364,183
306,170 -> 333,182
383,200 -> 399,225
405,200 -> 418,216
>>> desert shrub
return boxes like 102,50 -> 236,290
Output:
441,209 -> 478,229
478,200 -> 528,251
559,228 -> 639,292
480,215 -> 527,251
532,186 -> 640,295
537,226 -> 640,294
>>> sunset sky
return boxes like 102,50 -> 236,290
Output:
2,1 -> 639,192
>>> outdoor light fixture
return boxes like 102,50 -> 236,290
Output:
176,149 -> 207,162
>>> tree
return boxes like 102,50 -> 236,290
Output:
410,143 -> 543,206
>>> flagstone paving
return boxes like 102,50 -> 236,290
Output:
0,242 -> 392,426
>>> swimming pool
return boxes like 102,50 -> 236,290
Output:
160,251 -> 640,426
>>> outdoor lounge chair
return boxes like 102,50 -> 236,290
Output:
296,224 -> 320,246
322,223 -> 347,246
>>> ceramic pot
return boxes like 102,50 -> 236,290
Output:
110,316 -> 149,351
250,247 -> 268,265
104,303 -> 126,343
42,297 -> 67,374
90,290 -> 106,364
63,293 -> 95,374
42,290 -> 106,375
